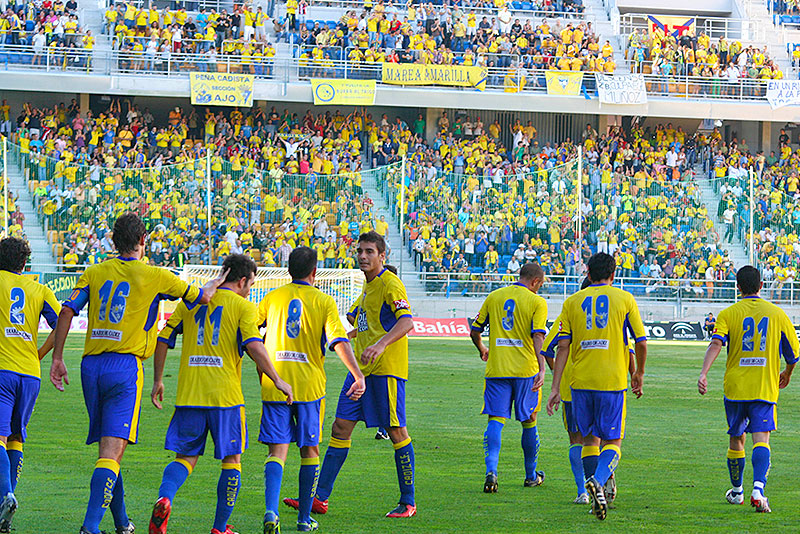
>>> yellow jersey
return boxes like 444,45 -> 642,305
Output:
543,313 -> 635,401
257,281 -> 349,403
471,283 -> 548,378
352,269 -> 412,379
65,258 -> 203,359
713,296 -> 800,403
0,271 -> 61,378
558,284 -> 646,391
159,288 -> 260,408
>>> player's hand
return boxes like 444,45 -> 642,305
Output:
202,267 -> 230,297
49,359 -> 69,391
151,381 -> 164,409
631,371 -> 644,398
276,379 -> 293,404
546,391 -> 560,416
346,376 -> 366,401
531,371 -> 545,392
478,344 -> 489,362
779,369 -> 792,389
360,341 -> 385,365
697,373 -> 708,395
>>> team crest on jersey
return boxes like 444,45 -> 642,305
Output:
393,299 -> 410,310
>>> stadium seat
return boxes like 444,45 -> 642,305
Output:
327,21 -> 337,30
305,21 -> 314,31
511,1 -> 523,9
781,15 -> 792,24
521,2 -> 533,10
793,15 -> 800,24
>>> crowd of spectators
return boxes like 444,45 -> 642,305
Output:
627,28 -> 784,96
395,114 -> 740,298
7,99 -> 398,269
1,0 -> 93,68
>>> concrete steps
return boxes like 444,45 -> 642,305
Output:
5,160 -> 56,266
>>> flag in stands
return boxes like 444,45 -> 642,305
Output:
545,71 -> 583,96
647,15 -> 696,38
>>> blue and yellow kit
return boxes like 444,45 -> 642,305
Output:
712,296 -> 799,435
337,268 -> 413,429
558,284 -> 646,440
472,282 -> 548,421
158,287 -> 261,458
0,271 -> 61,440
63,257 -> 203,444
257,281 -> 349,446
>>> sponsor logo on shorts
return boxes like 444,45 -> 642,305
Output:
188,355 -> 224,367
581,339 -> 609,350
393,299 -> 410,310
275,351 -> 310,363
739,357 -> 767,367
4,327 -> 32,341
91,329 -> 122,341
496,338 -> 523,347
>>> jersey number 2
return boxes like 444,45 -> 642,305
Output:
9,288 -> 25,325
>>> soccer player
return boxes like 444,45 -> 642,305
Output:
546,253 -> 647,520
469,263 -> 548,493
284,231 -> 416,518
704,312 -> 716,340
50,213 -> 227,534
258,246 -> 365,533
0,238 -> 61,530
148,254 -> 293,534
543,277 -> 636,505
697,265 -> 799,513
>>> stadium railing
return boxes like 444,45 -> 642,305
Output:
617,13 -> 768,43
0,47 -> 778,102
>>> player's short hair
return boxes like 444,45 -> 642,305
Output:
222,254 -> 257,283
736,265 -> 761,296
288,246 -> 317,280
587,253 -> 616,282
358,231 -> 386,254
581,277 -> 591,290
112,212 -> 146,255
0,237 -> 30,273
519,262 -> 544,281
384,264 -> 398,275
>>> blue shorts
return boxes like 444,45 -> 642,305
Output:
0,371 -> 40,441
165,406 -> 248,459
571,389 -> 627,441
724,399 -> 777,436
562,400 -> 579,433
81,353 -> 144,445
335,373 -> 406,429
259,399 -> 324,447
482,377 -> 541,421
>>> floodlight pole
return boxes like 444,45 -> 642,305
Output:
399,155 -> 406,280
206,150 -> 212,266
749,168 -> 754,266
3,136 -> 7,238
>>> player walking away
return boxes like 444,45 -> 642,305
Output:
50,213 -> 227,534
258,247 -> 365,534
284,231 -> 416,518
546,253 -> 647,521
543,278 -> 636,506
698,266 -> 799,513
469,263 -> 548,493
0,238 -> 61,531
148,254 -> 293,534
704,313 -> 716,340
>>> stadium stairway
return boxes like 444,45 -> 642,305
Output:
6,162 -> 56,266
737,0 -> 794,74
578,0 -> 627,73
697,174 -> 749,267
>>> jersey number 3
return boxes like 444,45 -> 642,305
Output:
502,299 -> 516,331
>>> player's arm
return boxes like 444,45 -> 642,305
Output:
546,337 -> 570,415
50,276 -> 90,391
38,330 -> 56,361
699,309 -> 728,395
470,299 -> 490,362
531,297 -> 548,391
245,340 -> 293,404
778,312 -> 800,389
626,296 -> 648,398
346,302 -> 358,339
151,304 -> 185,409
326,299 -> 364,399
37,288 -> 61,361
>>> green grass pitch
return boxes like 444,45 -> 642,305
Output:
15,336 -> 800,533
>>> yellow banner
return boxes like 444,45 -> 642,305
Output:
545,71 -> 583,96
382,63 -> 486,91
312,79 -> 376,105
190,72 -> 254,107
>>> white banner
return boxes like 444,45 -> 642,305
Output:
595,74 -> 647,105
766,80 -> 800,110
